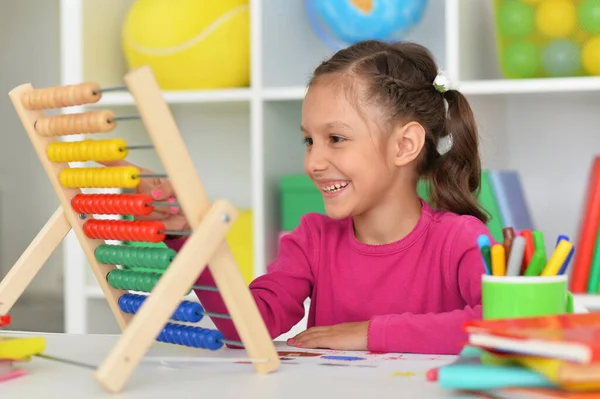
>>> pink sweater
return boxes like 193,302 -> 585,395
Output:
166,201 -> 492,355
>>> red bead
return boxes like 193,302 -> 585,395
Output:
83,219 -> 166,242
71,194 -> 153,216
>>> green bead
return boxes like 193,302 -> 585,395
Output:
497,0 -> 535,38
95,244 -> 176,270
106,269 -> 191,295
579,0 -> 600,34
501,40 -> 541,78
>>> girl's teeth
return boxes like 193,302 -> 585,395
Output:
324,182 -> 348,192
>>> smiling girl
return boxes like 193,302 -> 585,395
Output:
120,40 -> 493,355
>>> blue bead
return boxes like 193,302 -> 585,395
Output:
186,303 -> 204,323
205,330 -> 224,351
118,295 -> 128,312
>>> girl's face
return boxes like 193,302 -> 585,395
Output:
301,80 -> 401,220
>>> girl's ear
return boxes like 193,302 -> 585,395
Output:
391,121 -> 425,167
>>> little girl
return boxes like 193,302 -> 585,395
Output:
109,40 -> 492,355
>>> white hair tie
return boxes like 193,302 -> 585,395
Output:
433,70 -> 453,93
437,134 -> 453,155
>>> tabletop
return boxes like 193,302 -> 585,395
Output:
0,330 -> 478,399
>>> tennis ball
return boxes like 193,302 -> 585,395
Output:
541,39 -> 581,76
536,0 -> 577,38
582,36 -> 600,75
501,41 -> 541,78
122,0 -> 250,90
497,0 -> 535,39
579,0 -> 600,34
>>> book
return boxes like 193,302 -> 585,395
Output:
570,156 -> 600,293
483,350 -> 600,391
464,313 -> 600,364
489,170 -> 534,232
429,346 -> 555,391
0,336 -> 46,360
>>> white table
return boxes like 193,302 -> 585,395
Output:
0,330 -> 469,399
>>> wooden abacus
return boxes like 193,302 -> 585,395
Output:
0,66 -> 280,393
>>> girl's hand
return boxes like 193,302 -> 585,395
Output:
97,160 -> 188,232
287,321 -> 369,351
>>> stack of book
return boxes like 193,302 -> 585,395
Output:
429,312 -> 600,398
0,313 -> 46,383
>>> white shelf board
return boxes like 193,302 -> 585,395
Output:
574,294 -> 600,310
88,88 -> 253,106
459,76 -> 600,96
262,87 -> 306,101
86,284 -> 200,302
261,76 -> 600,101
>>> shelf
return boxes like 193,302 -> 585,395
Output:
459,76 -> 600,96
261,76 -> 600,101
262,87 -> 306,101
89,88 -> 253,106
86,285 -> 200,302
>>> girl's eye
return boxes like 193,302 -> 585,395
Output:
302,137 -> 313,146
331,135 -> 345,143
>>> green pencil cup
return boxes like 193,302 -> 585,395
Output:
482,275 -> 573,320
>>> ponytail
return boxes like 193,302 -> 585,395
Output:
427,89 -> 489,223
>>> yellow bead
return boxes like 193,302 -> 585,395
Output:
47,138 -> 128,162
536,0 -> 576,38
582,36 -> 600,75
59,166 -> 140,188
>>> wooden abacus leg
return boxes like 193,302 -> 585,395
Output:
0,207 -> 70,315
94,200 -> 237,393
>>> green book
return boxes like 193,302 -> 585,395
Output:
417,171 -> 504,243
478,171 -> 505,243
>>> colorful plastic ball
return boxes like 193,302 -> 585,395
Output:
582,36 -> 600,75
521,0 -> 543,3
501,41 -> 541,78
578,0 -> 600,35
497,0 -> 535,38
536,0 -> 577,38
541,39 -> 581,76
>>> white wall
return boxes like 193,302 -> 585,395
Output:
0,1 -> 63,296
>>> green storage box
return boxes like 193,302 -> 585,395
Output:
279,175 -> 325,232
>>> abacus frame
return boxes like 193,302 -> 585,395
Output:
0,66 -> 280,393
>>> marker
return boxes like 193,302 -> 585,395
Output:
520,230 -> 535,274
524,250 -> 546,276
541,239 -> 574,276
532,230 -> 547,263
506,236 -> 525,276
556,235 -> 575,275
477,235 -> 492,275
481,245 -> 492,275
491,244 -> 506,276
503,227 -> 515,259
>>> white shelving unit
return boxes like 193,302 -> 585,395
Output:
54,0 -> 600,333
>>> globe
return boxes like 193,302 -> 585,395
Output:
304,0 -> 429,50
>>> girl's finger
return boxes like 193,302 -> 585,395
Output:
149,181 -> 175,201
160,215 -> 189,232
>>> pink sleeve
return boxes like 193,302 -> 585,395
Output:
164,216 -> 316,344
366,218 -> 491,355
